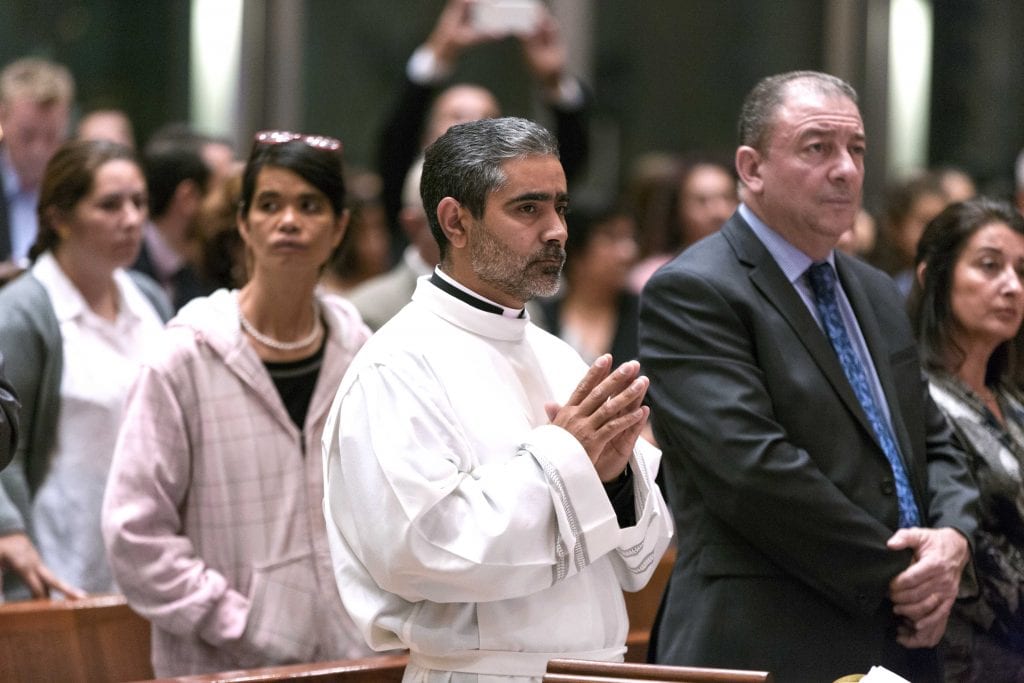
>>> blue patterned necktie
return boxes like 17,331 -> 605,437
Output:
806,262 -> 921,528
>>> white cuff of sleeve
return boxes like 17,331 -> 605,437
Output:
407,45 -> 454,85
546,75 -> 585,110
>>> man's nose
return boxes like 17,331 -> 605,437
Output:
544,210 -> 568,245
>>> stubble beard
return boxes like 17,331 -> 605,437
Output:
470,221 -> 566,303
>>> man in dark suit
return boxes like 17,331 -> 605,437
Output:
640,71 -> 978,682
134,125 -> 232,311
0,58 -> 74,281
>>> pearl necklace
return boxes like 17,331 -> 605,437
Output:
238,299 -> 322,351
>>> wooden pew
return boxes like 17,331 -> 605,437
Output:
0,594 -> 153,682
545,658 -> 774,683
143,654 -> 409,682
0,544 -> 672,681
623,547 -> 675,662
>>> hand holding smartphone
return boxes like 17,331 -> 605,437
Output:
470,0 -> 542,37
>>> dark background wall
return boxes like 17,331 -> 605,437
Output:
2,1 -> 1022,208
930,0 -> 1024,199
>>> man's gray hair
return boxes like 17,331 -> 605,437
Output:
738,70 -> 858,153
420,116 -> 559,261
0,57 -> 74,106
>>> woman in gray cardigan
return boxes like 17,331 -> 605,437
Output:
0,139 -> 171,601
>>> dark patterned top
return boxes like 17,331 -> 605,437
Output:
928,372 -> 1024,682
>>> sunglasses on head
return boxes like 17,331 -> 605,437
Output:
252,130 -> 343,153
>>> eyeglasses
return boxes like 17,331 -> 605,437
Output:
252,129 -> 343,153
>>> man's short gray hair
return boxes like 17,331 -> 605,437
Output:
0,57 -> 75,107
420,116 -> 559,261
738,70 -> 858,153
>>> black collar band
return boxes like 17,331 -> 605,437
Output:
430,272 -> 524,317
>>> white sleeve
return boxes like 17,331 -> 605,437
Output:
607,437 -> 674,592
323,361 -> 627,605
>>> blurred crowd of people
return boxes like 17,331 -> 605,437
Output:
1,1 -> 1024,681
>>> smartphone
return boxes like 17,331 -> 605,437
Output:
471,0 -> 542,36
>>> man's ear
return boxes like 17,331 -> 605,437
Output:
437,197 -> 469,249
735,145 -> 764,195
915,261 -> 927,288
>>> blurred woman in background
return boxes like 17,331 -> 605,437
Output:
630,153 -> 737,292
873,171 -> 949,297
909,198 -> 1024,681
541,203 -> 640,363
194,167 -> 247,290
320,169 -> 391,294
103,130 -> 374,676
0,139 -> 171,600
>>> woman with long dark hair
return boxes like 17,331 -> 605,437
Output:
103,131 -> 374,675
909,197 -> 1024,681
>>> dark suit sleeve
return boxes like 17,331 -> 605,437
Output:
377,75 -> 435,257
640,265 -> 912,618
550,87 -> 590,184
920,380 -> 980,540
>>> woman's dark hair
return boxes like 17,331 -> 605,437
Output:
870,171 -> 948,273
631,152 -> 735,257
239,135 -> 346,217
31,138 -> 140,261
564,201 -> 631,266
196,168 -> 246,288
909,197 -> 1024,384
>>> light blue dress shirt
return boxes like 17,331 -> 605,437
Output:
1,148 -> 40,266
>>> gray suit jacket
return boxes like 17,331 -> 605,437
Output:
347,259 -> 421,332
639,212 -> 978,682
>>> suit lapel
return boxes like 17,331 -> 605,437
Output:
722,217 -> 879,443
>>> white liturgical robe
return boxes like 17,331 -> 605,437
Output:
322,276 -> 673,682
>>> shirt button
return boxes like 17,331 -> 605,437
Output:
880,478 -> 895,495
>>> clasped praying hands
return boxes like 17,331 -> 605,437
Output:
545,354 -> 649,482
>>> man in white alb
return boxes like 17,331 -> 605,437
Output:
322,116 -> 673,682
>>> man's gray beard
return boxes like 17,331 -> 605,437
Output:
470,223 -> 565,303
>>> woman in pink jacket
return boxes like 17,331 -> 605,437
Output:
102,131 -> 375,676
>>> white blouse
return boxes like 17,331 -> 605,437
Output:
31,252 -> 165,593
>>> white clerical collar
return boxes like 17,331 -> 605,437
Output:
431,267 -> 526,319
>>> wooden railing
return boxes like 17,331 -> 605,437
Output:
145,654 -> 409,682
0,594 -> 153,682
0,547 -> 675,681
545,658 -> 773,682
